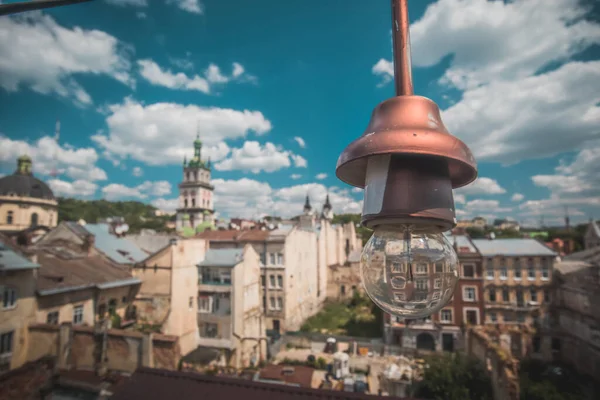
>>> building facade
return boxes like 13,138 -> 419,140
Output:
383,234 -> 484,352
132,237 -> 206,356
0,236 -> 39,373
0,155 -> 58,233
197,245 -> 266,368
176,136 -> 215,235
584,220 -> 600,249
540,261 -> 600,381
472,238 -> 556,326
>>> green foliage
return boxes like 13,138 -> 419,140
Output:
109,312 -> 122,329
331,213 -> 373,244
413,353 -> 493,400
519,359 -> 586,400
300,295 -> 383,338
58,197 -> 174,234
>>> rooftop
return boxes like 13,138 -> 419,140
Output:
445,234 -> 478,254
34,240 -> 140,295
66,222 -> 147,264
0,237 -> 39,271
110,367 -> 400,400
257,365 -> 314,388
197,229 -> 273,242
199,248 -> 245,267
471,238 -> 556,257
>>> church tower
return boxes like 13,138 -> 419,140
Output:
321,193 -> 333,221
176,134 -> 215,233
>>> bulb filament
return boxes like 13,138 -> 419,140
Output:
404,227 -> 413,283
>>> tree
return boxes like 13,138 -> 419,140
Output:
519,359 -> 586,400
413,353 -> 493,400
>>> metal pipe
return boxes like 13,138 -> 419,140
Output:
391,0 -> 414,96
0,0 -> 93,17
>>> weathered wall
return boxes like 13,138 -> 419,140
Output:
26,323 -> 179,373
0,357 -> 54,400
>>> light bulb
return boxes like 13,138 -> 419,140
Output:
360,225 -> 458,319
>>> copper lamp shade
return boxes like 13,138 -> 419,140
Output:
336,0 -> 477,232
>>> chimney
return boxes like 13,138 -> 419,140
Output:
83,234 -> 95,256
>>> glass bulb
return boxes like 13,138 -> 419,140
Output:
360,225 -> 458,319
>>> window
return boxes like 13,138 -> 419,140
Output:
463,287 -> 476,302
486,268 -> 494,280
276,297 -> 283,310
514,268 -> 522,280
434,278 -> 442,289
504,313 -> 513,322
269,275 -> 276,288
1,287 -> 16,309
277,275 -> 283,288
489,289 -> 496,302
341,285 -> 346,295
189,296 -> 194,309
0,331 -> 13,357
46,311 -> 59,325
465,309 -> 479,325
416,264 -> 428,274
489,312 -> 497,322
463,264 -> 475,278
261,276 -> 266,287
394,292 -> 406,302
30,212 -> 38,227
73,305 -> 84,325
415,279 -> 428,290
391,262 -> 405,273
269,297 -> 276,310
441,309 -> 452,323
198,296 -> 210,313
530,289 -> 538,302
6,211 -> 13,225
542,267 -> 549,280
202,323 -> 218,338
502,289 -> 509,302
108,299 -> 117,315
544,290 -> 550,303
121,296 -> 128,304
500,267 -> 508,280
517,313 -> 526,323
184,199 -> 188,208
221,272 -> 231,284
435,262 -> 444,273
528,266 -> 535,280
277,253 -> 284,265
192,198 -> 196,207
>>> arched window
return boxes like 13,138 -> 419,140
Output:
6,211 -> 13,224
30,212 -> 38,227
194,172 -> 198,181
184,199 -> 188,208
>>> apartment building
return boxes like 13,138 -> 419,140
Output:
540,261 -> 600,381
197,245 -> 266,368
0,236 -> 39,373
132,237 -> 206,356
472,238 -> 557,326
198,224 -> 319,333
383,234 -> 484,352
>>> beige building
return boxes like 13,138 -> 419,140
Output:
540,261 -> 600,381
132,237 -> 206,356
584,220 -> 600,249
327,249 -> 363,300
0,155 -> 58,233
197,245 -> 266,368
472,238 -> 557,326
198,225 -> 320,334
0,235 -> 39,373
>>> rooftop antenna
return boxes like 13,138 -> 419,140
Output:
564,206 -> 570,232
49,119 -> 60,178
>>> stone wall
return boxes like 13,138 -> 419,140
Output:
27,323 -> 180,373
466,327 -> 519,400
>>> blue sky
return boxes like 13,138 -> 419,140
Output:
0,0 -> 599,226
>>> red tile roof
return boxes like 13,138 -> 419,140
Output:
111,367 -> 406,400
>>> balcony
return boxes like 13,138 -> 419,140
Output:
199,280 -> 231,293
197,337 -> 235,349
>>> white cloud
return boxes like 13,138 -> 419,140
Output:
290,174 -> 302,180
48,179 -> 98,197
293,136 -> 306,148
151,198 -> 179,212
511,193 -> 524,202
0,13 -> 132,105
351,187 -> 363,194
167,0 -> 203,14
453,193 -> 466,204
291,154 -> 307,168
101,180 -> 171,200
0,135 -> 107,182
92,98 -> 271,165
214,141 -> 303,174
456,177 -> 506,196
315,173 -> 328,180
211,179 -> 362,219
137,59 -> 254,93
105,0 -> 147,7
132,166 -> 143,177
372,58 -> 394,87
464,199 -> 511,213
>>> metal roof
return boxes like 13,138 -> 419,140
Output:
80,223 -> 148,264
471,238 -> 557,257
0,239 -> 39,271
198,248 -> 244,267
445,234 -> 478,253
